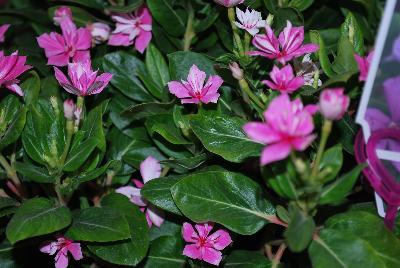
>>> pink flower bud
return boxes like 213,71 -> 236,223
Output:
229,62 -> 244,80
53,6 -> 72,26
63,99 -> 76,120
213,0 -> 244,7
89,22 -> 111,44
319,88 -> 350,121
74,107 -> 82,126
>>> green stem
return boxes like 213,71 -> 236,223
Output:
244,32 -> 251,54
74,96 -> 84,133
54,175 -> 66,206
183,2 -> 195,51
271,243 -> 287,268
239,78 -> 264,109
312,71 -> 320,89
0,153 -> 26,198
228,7 -> 244,57
311,120 -> 332,178
60,120 -> 74,166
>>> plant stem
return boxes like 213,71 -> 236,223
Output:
263,214 -> 288,228
244,32 -> 251,53
54,175 -> 66,206
183,2 -> 195,51
227,7 -> 244,56
272,243 -> 287,268
0,153 -> 26,198
239,78 -> 264,109
312,71 -> 320,89
311,120 -> 332,178
60,120 -> 74,166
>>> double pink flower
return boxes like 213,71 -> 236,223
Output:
244,94 -> 317,165
0,51 -> 32,96
40,236 -> 83,268
54,60 -> 112,96
168,65 -> 223,104
263,64 -> 304,94
37,7 -> 91,66
249,21 -> 319,64
116,156 -> 165,227
108,6 -> 152,53
182,222 -> 232,266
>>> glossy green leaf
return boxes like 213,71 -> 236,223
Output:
14,162 -> 54,183
6,198 -> 71,244
144,235 -> 186,268
171,170 -> 275,235
284,206 -> 315,252
341,12 -> 364,55
122,101 -> 174,120
332,36 -> 358,75
168,51 -> 216,81
147,0 -> 185,37
0,95 -> 26,151
145,44 -> 171,92
81,102 -> 107,152
319,144 -> 343,182
225,250 -> 272,267
190,112 -> 263,163
63,138 -> 98,172
21,71 -> 40,107
145,114 -> 190,145
309,30 -> 335,78
65,207 -> 130,242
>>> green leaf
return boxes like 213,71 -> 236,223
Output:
103,52 -> 153,102
147,0 -> 185,37
171,170 -> 275,235
160,153 -> 207,172
273,7 -> 304,30
0,95 -> 26,151
65,207 -> 130,242
0,197 -> 17,210
168,51 -> 216,81
190,112 -> 263,163
22,97 -> 66,167
145,44 -> 171,93
309,30 -> 335,78
146,114 -> 190,145
331,36 -> 358,75
319,144 -> 343,182
288,0 -> 314,11
144,235 -> 186,268
284,206 -> 315,252
142,175 -> 183,215
341,12 -> 364,55
225,250 -> 272,267
122,101 -> 174,120
106,0 -> 143,13
14,162 -> 54,183
6,198 -> 71,244
87,194 -> 149,266
320,165 -> 365,205
309,211 -> 400,268
81,102 -> 107,151
63,138 -> 98,171
21,71 -> 40,107
264,160 -> 298,199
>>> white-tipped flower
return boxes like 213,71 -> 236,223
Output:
89,22 -> 111,44
234,7 -> 266,36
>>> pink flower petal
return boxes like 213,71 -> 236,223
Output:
291,135 -> 315,151
260,142 -> 291,165
243,122 -> 281,144
72,50 -> 90,64
54,248 -> 69,268
0,24 -> 10,42
108,33 -> 132,46
135,30 -> 152,53
195,222 -> 213,238
208,229 -> 232,250
5,83 -> 24,96
67,243 -> 83,261
168,81 -> 191,98
40,241 -> 58,255
181,98 -> 200,104
140,156 -> 161,183
182,222 -> 199,243
202,247 -> 223,266
116,186 -> 147,206
37,32 -> 65,57
48,53 -> 69,67
183,244 -> 202,260
146,204 -> 165,227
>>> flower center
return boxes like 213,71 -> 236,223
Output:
65,45 -> 75,57
198,236 -> 207,247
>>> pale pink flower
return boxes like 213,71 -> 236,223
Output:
63,99 -> 75,120
249,21 -> 319,65
116,156 -> 165,227
244,94 -> 317,165
54,60 -> 113,96
88,22 -> 111,44
319,88 -> 350,121
0,51 -> 32,96
37,24 -> 91,66
213,0 -> 244,7
40,236 -> 83,268
354,51 -> 374,82
229,62 -> 244,80
108,6 -> 152,53
0,24 -> 10,42
168,65 -> 223,104
234,7 -> 266,36
262,65 -> 304,94
182,222 -> 232,266
53,6 -> 76,33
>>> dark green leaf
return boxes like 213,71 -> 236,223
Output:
319,144 -> 343,182
224,250 -> 272,267
144,235 -> 186,268
147,0 -> 186,37
15,162 -> 54,183
168,51 -> 216,81
63,138 -> 98,171
0,95 -> 26,151
145,44 -> 171,92
284,206 -> 315,252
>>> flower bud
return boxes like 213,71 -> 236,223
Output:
53,6 -> 72,26
74,107 -> 82,126
89,22 -> 111,44
63,99 -> 75,120
319,88 -> 350,121
229,62 -> 244,80
213,0 -> 244,7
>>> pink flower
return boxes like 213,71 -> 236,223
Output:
88,22 -> 111,44
54,60 -> 113,96
213,0 -> 244,7
116,156 -> 165,227
37,24 -> 91,66
40,236 -> 83,268
244,94 -> 316,165
262,65 -> 304,94
168,65 -> 223,104
53,6 -> 75,32
319,88 -> 350,121
0,51 -> 32,96
354,51 -> 373,82
234,7 -> 266,36
182,222 -> 232,266
63,99 -> 75,120
249,21 -> 319,65
108,6 -> 152,53
0,24 -> 10,42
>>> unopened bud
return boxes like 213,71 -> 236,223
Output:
229,62 -> 244,80
88,22 -> 111,44
63,99 -> 76,120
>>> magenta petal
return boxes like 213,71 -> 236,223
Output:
115,186 -> 146,206
67,243 -> 83,261
383,76 -> 400,122
208,230 -> 232,250
182,222 -> 198,243
201,247 -> 223,266
135,30 -> 152,53
140,156 -> 161,183
260,142 -> 291,165
291,135 -> 315,151
74,28 -> 91,50
37,33 -> 65,57
5,83 -> 24,96
40,241 -> 58,255
55,249 -> 69,268
293,43 -> 319,57
286,77 -> 305,92
108,33 -> 132,46
168,81 -> 191,98
48,53 -> 69,67
73,50 -> 90,64
183,244 -> 202,260
243,122 -> 280,144
201,92 -> 220,103
89,72 -> 113,95
194,222 -> 213,238
0,24 -> 10,42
